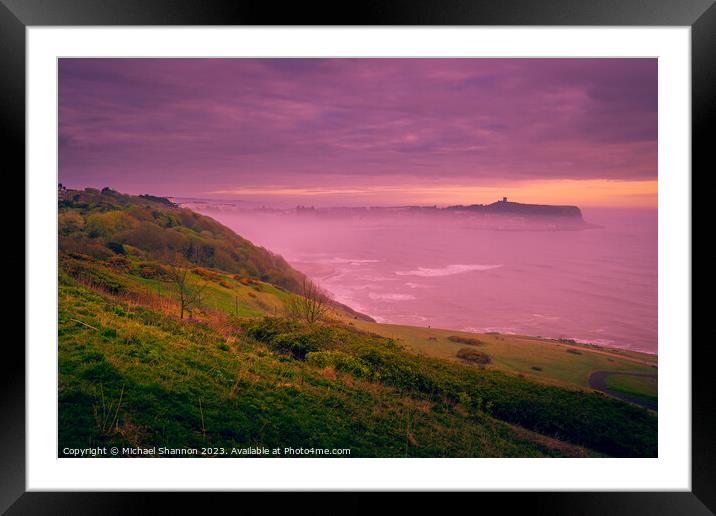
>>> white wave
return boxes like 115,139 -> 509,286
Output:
318,257 -> 382,265
462,326 -> 517,334
368,292 -> 416,301
531,313 -> 560,320
396,264 -> 502,277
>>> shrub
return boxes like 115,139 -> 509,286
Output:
242,317 -> 302,342
193,267 -> 222,281
62,258 -> 129,294
243,318 -> 338,359
456,348 -> 491,365
58,210 -> 85,234
117,221 -> 168,252
106,241 -> 126,255
269,332 -> 322,359
59,236 -> 113,260
85,211 -> 135,238
448,335 -> 484,346
106,255 -> 131,271
306,351 -> 372,378
133,261 -> 170,280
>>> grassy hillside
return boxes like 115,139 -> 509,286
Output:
60,280 -> 594,457
349,321 -> 658,398
57,188 -> 657,457
59,187 -> 304,292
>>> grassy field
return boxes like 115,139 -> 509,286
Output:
133,270 -> 291,318
605,374 -> 658,402
349,321 -> 657,397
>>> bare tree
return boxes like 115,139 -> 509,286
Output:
166,252 -> 206,319
285,277 -> 329,324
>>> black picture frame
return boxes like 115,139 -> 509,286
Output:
3,0 -> 711,513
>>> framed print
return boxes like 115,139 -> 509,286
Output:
5,0 -> 712,512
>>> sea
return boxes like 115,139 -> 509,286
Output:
191,205 -> 657,354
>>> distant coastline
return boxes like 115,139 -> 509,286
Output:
180,197 -> 599,231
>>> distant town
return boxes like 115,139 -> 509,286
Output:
179,196 -> 594,231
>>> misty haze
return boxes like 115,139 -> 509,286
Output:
189,202 -> 657,353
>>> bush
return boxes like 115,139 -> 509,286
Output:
269,332 -> 322,359
62,258 -> 129,295
306,351 -> 372,378
559,338 -> 578,344
456,348 -> 491,365
59,236 -> 113,260
58,211 -> 85,234
106,241 -> 126,255
448,335 -> 484,346
243,318 -> 337,359
106,255 -> 131,271
133,261 -> 170,280
242,317 -> 302,342
85,211 -> 135,238
193,267 -> 222,281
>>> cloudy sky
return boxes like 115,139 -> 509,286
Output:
59,58 -> 657,207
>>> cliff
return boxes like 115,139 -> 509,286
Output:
447,199 -> 583,219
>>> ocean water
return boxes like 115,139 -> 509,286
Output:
194,206 -> 657,353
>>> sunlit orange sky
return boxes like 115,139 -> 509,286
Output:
59,58 -> 657,208
212,179 -> 657,208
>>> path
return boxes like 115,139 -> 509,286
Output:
588,370 -> 658,411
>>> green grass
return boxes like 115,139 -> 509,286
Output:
132,272 -> 283,318
59,280 -> 597,458
244,318 -> 656,457
605,374 -> 658,401
349,321 -> 657,392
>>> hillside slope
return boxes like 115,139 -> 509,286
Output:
59,187 -> 304,292
60,280 -> 596,457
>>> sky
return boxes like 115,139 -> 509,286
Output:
58,58 -> 657,208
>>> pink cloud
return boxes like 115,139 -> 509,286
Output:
59,58 -> 657,204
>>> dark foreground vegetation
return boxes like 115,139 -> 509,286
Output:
57,187 -> 657,458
